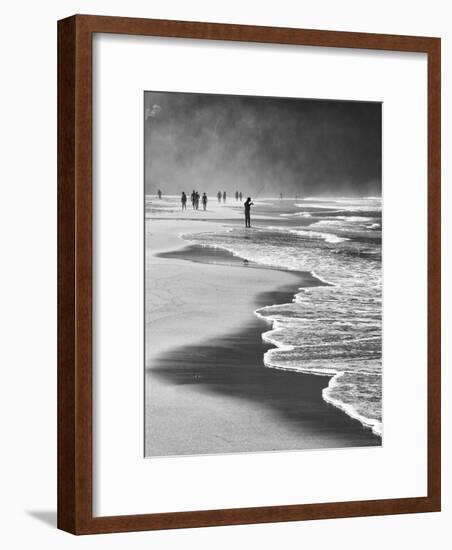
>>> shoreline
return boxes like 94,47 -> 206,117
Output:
145,218 -> 381,456
157,243 -> 331,281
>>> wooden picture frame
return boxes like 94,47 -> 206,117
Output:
58,14 -> 441,535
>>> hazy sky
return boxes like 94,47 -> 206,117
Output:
144,91 -> 381,197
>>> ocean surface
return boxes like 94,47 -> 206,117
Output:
182,197 -> 382,436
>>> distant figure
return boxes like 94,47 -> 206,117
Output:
239,191 -> 243,201
235,191 -> 239,201
195,191 -> 200,210
191,190 -> 196,209
181,192 -> 187,210
223,191 -> 226,203
280,192 -> 283,200
202,192 -> 208,211
217,191 -> 222,203
157,189 -> 162,199
244,197 -> 254,228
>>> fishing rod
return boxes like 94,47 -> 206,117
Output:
249,176 -> 268,202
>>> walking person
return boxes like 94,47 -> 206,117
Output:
181,191 -> 187,210
235,190 -> 239,201
217,191 -> 222,203
191,190 -> 196,209
223,191 -> 226,203
244,197 -> 254,228
239,191 -> 242,201
195,191 -> 200,210
202,192 -> 208,211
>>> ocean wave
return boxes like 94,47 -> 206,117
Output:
330,216 -> 373,222
255,307 -> 382,436
264,225 -> 349,244
182,196 -> 382,436
281,212 -> 312,218
323,372 -> 382,436
290,229 -> 349,244
294,203 -> 339,209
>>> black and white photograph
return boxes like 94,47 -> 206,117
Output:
1,1 -> 444,544
144,91 -> 382,457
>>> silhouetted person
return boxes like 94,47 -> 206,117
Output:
217,191 -> 222,203
239,191 -> 242,201
202,192 -> 208,211
244,197 -> 254,228
191,190 -> 196,209
223,191 -> 226,203
195,191 -> 200,210
181,192 -> 187,210
235,191 -> 239,201
157,189 -> 162,199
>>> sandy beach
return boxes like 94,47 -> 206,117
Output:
145,204 -> 381,456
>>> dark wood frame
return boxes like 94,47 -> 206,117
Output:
58,14 -> 441,535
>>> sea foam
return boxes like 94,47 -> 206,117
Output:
183,196 -> 382,437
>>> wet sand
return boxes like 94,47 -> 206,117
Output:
145,218 -> 381,457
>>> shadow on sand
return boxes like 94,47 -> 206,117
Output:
147,281 -> 381,451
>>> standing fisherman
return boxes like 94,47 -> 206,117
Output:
217,191 -> 222,203
244,197 -> 254,228
235,190 -> 239,201
239,191 -> 242,201
223,191 -> 227,203
157,189 -> 162,199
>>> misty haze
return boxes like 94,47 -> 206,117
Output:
145,92 -> 381,198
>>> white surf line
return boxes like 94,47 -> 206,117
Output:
254,311 -> 382,437
322,372 -> 382,436
173,217 -> 381,436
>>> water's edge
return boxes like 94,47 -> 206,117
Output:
181,235 -> 382,438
